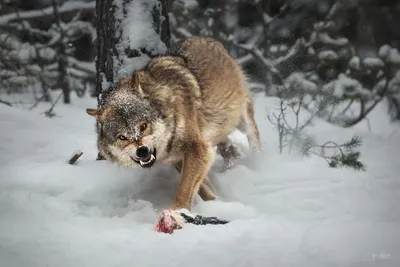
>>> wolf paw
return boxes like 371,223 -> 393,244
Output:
154,209 -> 185,234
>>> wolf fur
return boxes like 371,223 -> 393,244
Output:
86,36 -> 261,212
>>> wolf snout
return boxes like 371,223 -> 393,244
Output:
131,146 -> 157,167
136,146 -> 151,159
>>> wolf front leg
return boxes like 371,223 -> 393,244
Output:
173,161 -> 216,202
154,141 -> 215,234
171,141 -> 215,211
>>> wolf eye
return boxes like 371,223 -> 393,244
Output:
139,123 -> 147,132
118,135 -> 127,140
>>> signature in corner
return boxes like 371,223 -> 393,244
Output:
363,250 -> 391,262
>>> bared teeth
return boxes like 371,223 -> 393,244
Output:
139,154 -> 156,166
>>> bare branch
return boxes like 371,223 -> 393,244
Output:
0,98 -> 12,107
0,1 -> 95,26
344,70 -> 391,127
69,150 -> 83,165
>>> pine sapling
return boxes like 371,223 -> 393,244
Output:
268,83 -> 365,171
301,135 -> 365,171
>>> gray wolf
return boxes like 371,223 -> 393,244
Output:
86,36 -> 261,212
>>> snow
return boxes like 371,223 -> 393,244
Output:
113,0 -> 168,81
307,46 -> 316,56
363,57 -> 385,69
318,50 -> 338,61
388,70 -> 400,94
175,27 -> 193,38
0,33 -> 54,63
1,91 -> 399,266
379,45 -> 392,59
323,73 -> 370,98
270,44 -> 288,53
0,1 -> 95,26
286,72 -> 318,92
349,56 -> 360,69
379,45 -> 400,64
316,32 -> 348,46
181,0 -> 199,10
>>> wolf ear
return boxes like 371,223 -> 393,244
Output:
86,108 -> 102,117
132,72 -> 145,97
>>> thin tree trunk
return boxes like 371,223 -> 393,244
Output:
52,0 -> 70,104
153,0 -> 171,49
94,0 -> 115,105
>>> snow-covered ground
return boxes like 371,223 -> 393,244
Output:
0,92 -> 399,267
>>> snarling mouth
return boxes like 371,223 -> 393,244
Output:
133,148 -> 157,168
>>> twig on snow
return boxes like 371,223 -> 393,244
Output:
69,150 -> 83,165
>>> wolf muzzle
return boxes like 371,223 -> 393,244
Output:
131,146 -> 157,168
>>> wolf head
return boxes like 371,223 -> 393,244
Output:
86,73 -> 168,168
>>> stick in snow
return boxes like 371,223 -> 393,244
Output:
68,150 -> 83,165
179,212 -> 229,226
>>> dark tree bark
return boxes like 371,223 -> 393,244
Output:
153,0 -> 171,49
52,0 -> 71,104
94,0 -> 171,160
94,0 -> 170,102
94,0 -> 115,106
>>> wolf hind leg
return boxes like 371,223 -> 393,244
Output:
198,176 -> 216,201
217,137 -> 241,170
237,96 -> 262,152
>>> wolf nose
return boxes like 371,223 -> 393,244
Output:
136,146 -> 150,159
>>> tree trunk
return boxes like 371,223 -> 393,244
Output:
94,0 -> 170,159
94,0 -> 170,101
94,0 -> 115,105
52,0 -> 71,104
